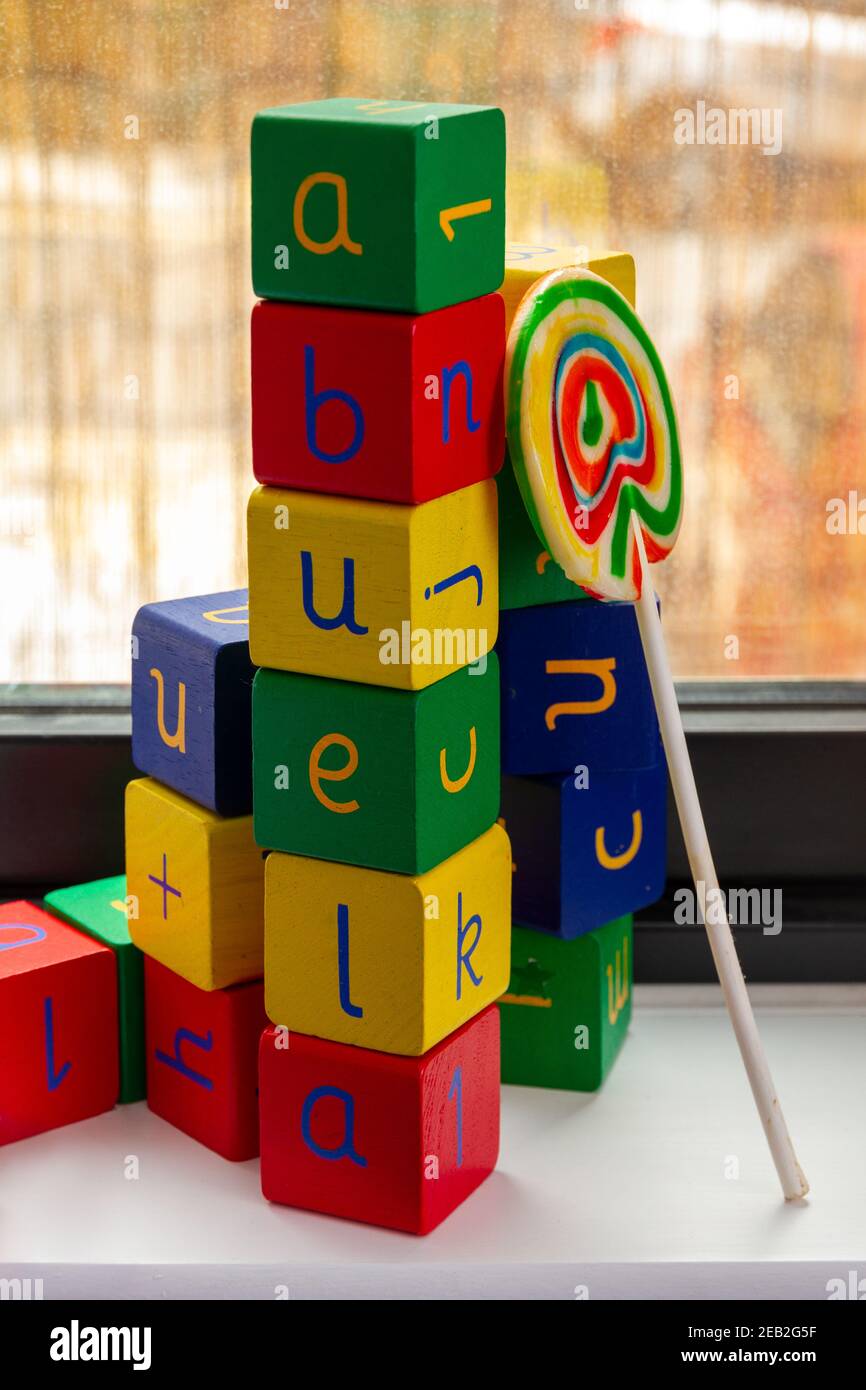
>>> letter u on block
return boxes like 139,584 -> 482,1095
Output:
440,726 -> 477,793
544,657 -> 617,729
595,810 -> 643,870
149,668 -> 186,752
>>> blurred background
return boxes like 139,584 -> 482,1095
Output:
2,0 -> 865,681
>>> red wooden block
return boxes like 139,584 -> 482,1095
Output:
145,957 -> 266,1161
0,901 -> 118,1145
259,1006 -> 500,1234
251,293 -> 505,504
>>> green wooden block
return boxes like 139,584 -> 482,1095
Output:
498,457 -> 590,609
253,657 -> 500,874
499,915 -> 632,1091
43,875 -> 146,1104
251,97 -> 505,312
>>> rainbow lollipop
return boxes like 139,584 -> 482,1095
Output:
506,266 -> 682,601
506,265 -> 808,1203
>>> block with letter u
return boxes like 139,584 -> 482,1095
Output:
264,822 -> 511,1056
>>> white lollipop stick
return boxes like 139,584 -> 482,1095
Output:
630,514 -> 809,1201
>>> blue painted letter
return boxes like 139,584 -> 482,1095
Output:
456,892 -> 483,1000
337,903 -> 363,1019
0,923 -> 47,953
441,361 -> 480,444
301,1085 -> 367,1166
155,1027 -> 214,1091
44,997 -> 72,1092
300,551 -> 369,634
447,1065 -> 464,1167
305,346 -> 365,464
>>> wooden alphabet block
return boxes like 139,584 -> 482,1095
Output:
43,875 -> 145,1104
500,764 -> 666,938
264,822 -> 511,1056
125,778 -> 265,991
498,456 -> 589,611
251,295 -> 504,505
247,479 -> 498,691
145,957 -> 266,1161
131,589 -> 254,817
259,1005 -> 500,1233
500,244 -> 636,337
253,658 -> 499,874
0,901 -> 118,1144
499,598 -> 660,775
251,98 -> 505,313
499,916 -> 632,1091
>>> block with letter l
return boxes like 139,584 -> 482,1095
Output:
247,479 -> 498,690
125,777 -> 265,991
131,588 -> 254,816
251,98 -> 505,312
252,658 -> 499,874
145,957 -> 266,1161
264,822 -> 511,1056
259,1005 -> 500,1233
498,597 -> 660,775
251,294 -> 504,504
0,901 -> 118,1145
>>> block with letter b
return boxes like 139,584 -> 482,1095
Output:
498,597 -> 660,775
259,1006 -> 500,1233
131,589 -> 254,816
125,777 -> 265,991
145,957 -> 266,1161
500,763 -> 666,938
251,295 -> 504,504
499,916 -> 633,1091
0,901 -> 118,1145
43,874 -> 145,1104
253,659 -> 499,874
251,98 -> 505,313
247,479 -> 498,691
264,822 -> 511,1056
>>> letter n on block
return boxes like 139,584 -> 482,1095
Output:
0,902 -> 118,1145
145,958 -> 266,1161
259,1006 -> 500,1233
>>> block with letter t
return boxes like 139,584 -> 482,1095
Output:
251,294 -> 504,504
0,901 -> 118,1145
251,97 -> 505,312
259,1005 -> 500,1233
498,596 -> 660,775
145,957 -> 266,1161
131,588 -> 254,816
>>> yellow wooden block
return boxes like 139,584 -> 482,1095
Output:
265,821 -> 511,1056
125,777 -> 264,991
247,480 -> 499,691
500,244 -> 636,337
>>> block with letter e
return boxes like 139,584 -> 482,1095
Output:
500,762 -> 666,938
259,1005 -> 500,1233
498,597 -> 660,775
499,916 -> 632,1091
0,901 -> 118,1145
251,97 -> 505,313
131,588 -> 254,816
43,874 -> 145,1104
253,658 -> 499,874
145,957 -> 266,1161
247,479 -> 498,690
251,294 -> 504,504
125,777 -> 265,991
264,822 -> 511,1056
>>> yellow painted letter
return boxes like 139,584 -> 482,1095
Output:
293,173 -> 362,257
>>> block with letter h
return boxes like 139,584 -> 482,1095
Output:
252,294 -> 504,504
247,478 -> 498,690
145,957 -> 266,1161
131,588 -> 254,817
253,658 -> 499,874
125,777 -> 265,991
251,98 -> 505,313
0,901 -> 118,1145
259,1005 -> 500,1234
498,597 -> 660,775
264,821 -> 511,1056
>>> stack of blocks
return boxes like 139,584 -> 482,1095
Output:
249,97 -> 511,1233
496,246 -> 667,1092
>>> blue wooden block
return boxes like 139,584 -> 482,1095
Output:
498,598 -> 660,775
500,761 -> 667,938
131,589 -> 254,816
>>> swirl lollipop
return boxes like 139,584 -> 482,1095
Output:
506,265 -> 808,1202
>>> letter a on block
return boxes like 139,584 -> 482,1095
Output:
293,173 -> 363,256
